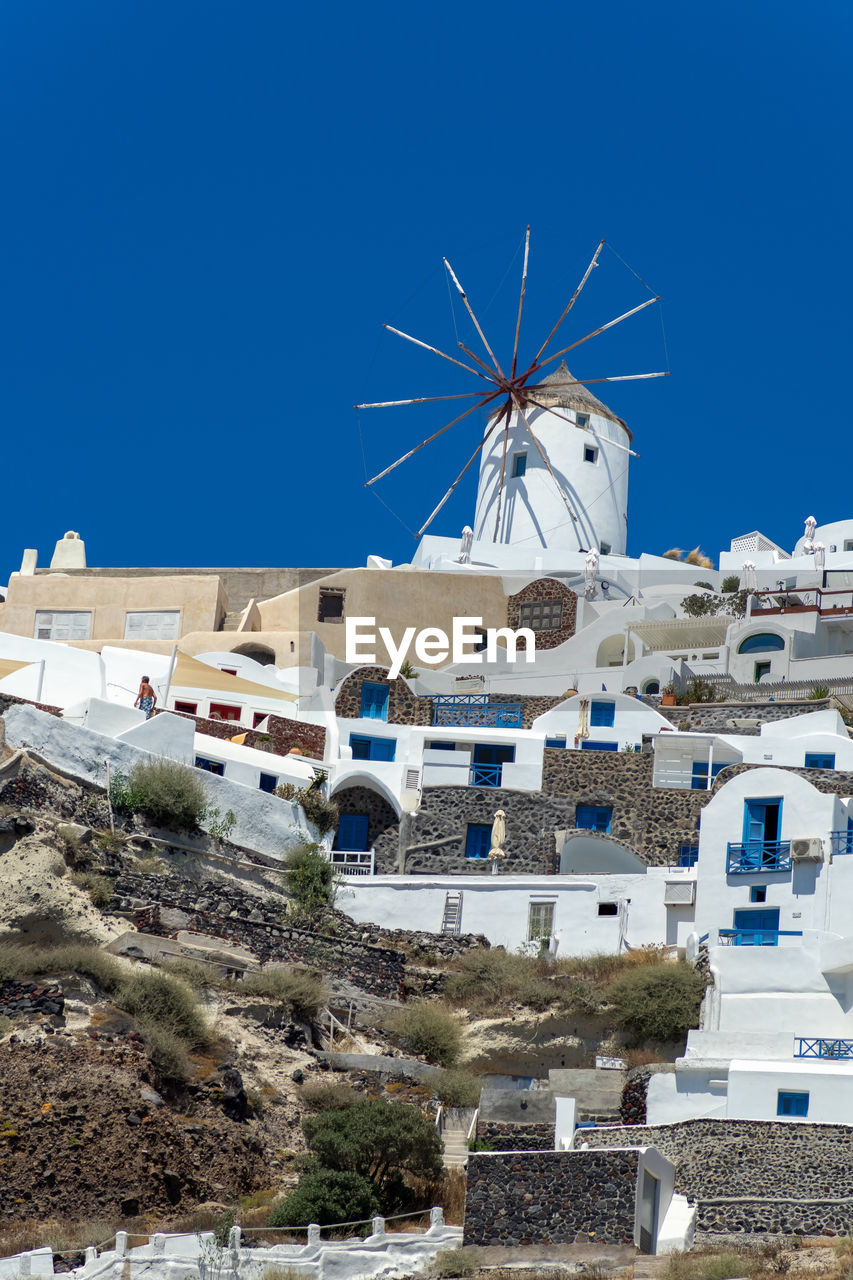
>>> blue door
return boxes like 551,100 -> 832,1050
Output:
472,744 -> 515,786
743,798 -> 782,860
360,682 -> 389,721
733,907 -> 780,945
337,813 -> 370,851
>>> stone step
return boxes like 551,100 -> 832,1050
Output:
221,611 -> 244,632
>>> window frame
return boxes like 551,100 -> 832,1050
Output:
576,804 -> 613,833
805,752 -> 835,770
123,610 -> 181,641
34,610 -> 92,642
519,600 -> 564,631
511,452 -> 527,478
465,822 -> 493,859
527,899 -> 555,941
318,588 -> 346,624
209,702 -> 242,723
777,1090 -> 809,1117
590,699 -> 615,728
195,756 -> 225,776
583,444 -> 598,464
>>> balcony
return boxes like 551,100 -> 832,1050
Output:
795,1037 -> 853,1059
726,841 -> 792,874
829,831 -> 853,857
430,695 -> 523,729
469,761 -> 504,787
719,928 -> 803,947
328,849 -> 374,876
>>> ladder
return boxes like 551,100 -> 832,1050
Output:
441,891 -> 463,935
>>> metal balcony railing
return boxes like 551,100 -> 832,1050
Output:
795,1037 -> 853,1059
726,841 -> 792,874
469,762 -> 504,787
829,831 -> 853,856
430,695 -> 523,728
328,849 -> 375,876
719,929 -> 803,947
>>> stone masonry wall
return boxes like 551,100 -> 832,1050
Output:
505,579 -> 579,651
110,872 -> 406,1001
581,1117 -> 853,1202
463,1149 -> 639,1246
163,708 -> 326,760
655,699 -> 834,732
696,1198 -> 853,1237
335,667 -> 431,726
478,1121 -> 554,1151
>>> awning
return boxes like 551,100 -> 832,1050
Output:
0,659 -> 36,681
629,615 -> 736,651
170,652 -> 297,702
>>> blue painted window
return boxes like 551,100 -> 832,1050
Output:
677,846 -> 699,867
512,452 -> 527,478
576,805 -> 612,833
805,752 -> 835,769
777,1090 -> 809,1117
581,740 -> 618,752
360,681 -> 389,721
545,736 -> 567,748
350,733 -> 396,762
590,700 -> 615,727
738,633 -> 785,654
259,772 -> 278,793
465,823 -> 493,858
750,886 -> 767,903
195,756 -> 224,776
743,797 -> 782,846
338,813 -> 370,851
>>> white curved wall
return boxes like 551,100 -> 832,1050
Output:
473,404 -> 631,555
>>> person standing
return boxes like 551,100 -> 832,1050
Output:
134,676 -> 157,719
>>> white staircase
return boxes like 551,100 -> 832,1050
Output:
441,891 -> 463,935
439,1107 -> 476,1170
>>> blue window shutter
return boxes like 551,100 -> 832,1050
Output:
259,772 -> 277,793
777,1090 -> 809,1117
577,805 -> 612,833
349,734 -> 395,762
590,701 -> 615,728
360,681 -> 389,721
465,823 -> 492,858
805,753 -> 835,769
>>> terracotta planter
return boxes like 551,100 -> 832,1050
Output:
661,693 -> 677,706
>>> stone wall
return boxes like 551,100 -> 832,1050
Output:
696,1198 -> 853,1237
109,872 -> 406,1001
0,980 -> 64,1019
0,693 -> 63,720
463,1148 -> 640,1246
505,579 -> 578,652
477,1121 -> 554,1151
335,667 -> 431,726
656,699 -> 834,732
164,708 -> 326,761
582,1117 -> 853,1222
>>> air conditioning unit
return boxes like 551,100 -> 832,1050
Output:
791,838 -> 823,862
664,881 -> 696,905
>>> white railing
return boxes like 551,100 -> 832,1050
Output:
328,849 -> 374,875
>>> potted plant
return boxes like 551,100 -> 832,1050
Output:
661,681 -> 678,707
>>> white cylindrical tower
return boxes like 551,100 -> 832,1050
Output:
472,361 -> 632,555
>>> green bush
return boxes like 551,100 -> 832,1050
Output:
268,1169 -> 378,1228
605,962 -> 706,1044
300,1081 -> 363,1112
237,965 -> 326,1021
275,784 -> 339,837
391,1003 -> 462,1067
141,1022 -> 192,1082
112,758 -> 208,831
810,684 -> 830,700
302,1097 -> 443,1208
444,948 -> 554,1013
429,1068 -> 481,1108
721,575 -> 741,593
117,968 -> 208,1049
70,872 -> 114,908
282,843 -> 338,924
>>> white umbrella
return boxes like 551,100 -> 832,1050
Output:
804,516 -> 817,544
741,561 -> 757,592
489,808 -> 506,874
576,696 -> 590,742
457,526 -> 473,564
584,548 -> 599,600
814,542 -> 826,572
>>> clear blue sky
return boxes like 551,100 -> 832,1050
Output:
2,1 -> 851,578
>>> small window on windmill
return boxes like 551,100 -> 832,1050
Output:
584,444 -> 599,464
576,412 -> 590,428
512,452 -> 527,478
318,588 -> 345,623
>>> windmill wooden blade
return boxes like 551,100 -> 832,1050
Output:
416,417 -> 503,538
511,395 -> 578,522
510,226 -> 531,379
457,340 -> 503,381
535,296 -> 659,371
365,391 -> 501,487
383,325 -> 494,381
355,390 -> 491,410
529,371 -> 669,388
528,238 -> 605,368
492,403 -> 512,540
443,257 -> 507,380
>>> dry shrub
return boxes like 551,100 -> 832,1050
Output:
300,1080 -> 362,1112
429,1068 -> 481,1108
236,965 -> 325,1021
437,1168 -> 467,1225
390,1003 -> 462,1067
70,871 -> 113,908
623,1046 -> 666,1069
444,949 -> 554,1013
160,957 -> 215,990
434,1247 -> 481,1277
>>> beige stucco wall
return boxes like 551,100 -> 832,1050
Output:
179,630 -> 312,668
0,574 -> 227,642
257,568 -> 513,667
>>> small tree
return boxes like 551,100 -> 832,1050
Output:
721,575 -> 741,593
268,1169 -> 378,1228
119,757 -> 208,831
282,843 -> 338,925
391,1002 -> 463,1067
606,962 -> 706,1044
302,1098 -> 444,1209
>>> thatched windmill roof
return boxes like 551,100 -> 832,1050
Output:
523,360 -> 630,437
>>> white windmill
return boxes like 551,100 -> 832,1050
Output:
356,229 -> 668,555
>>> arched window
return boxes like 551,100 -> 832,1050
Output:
643,680 -> 660,695
737,633 -> 785,655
